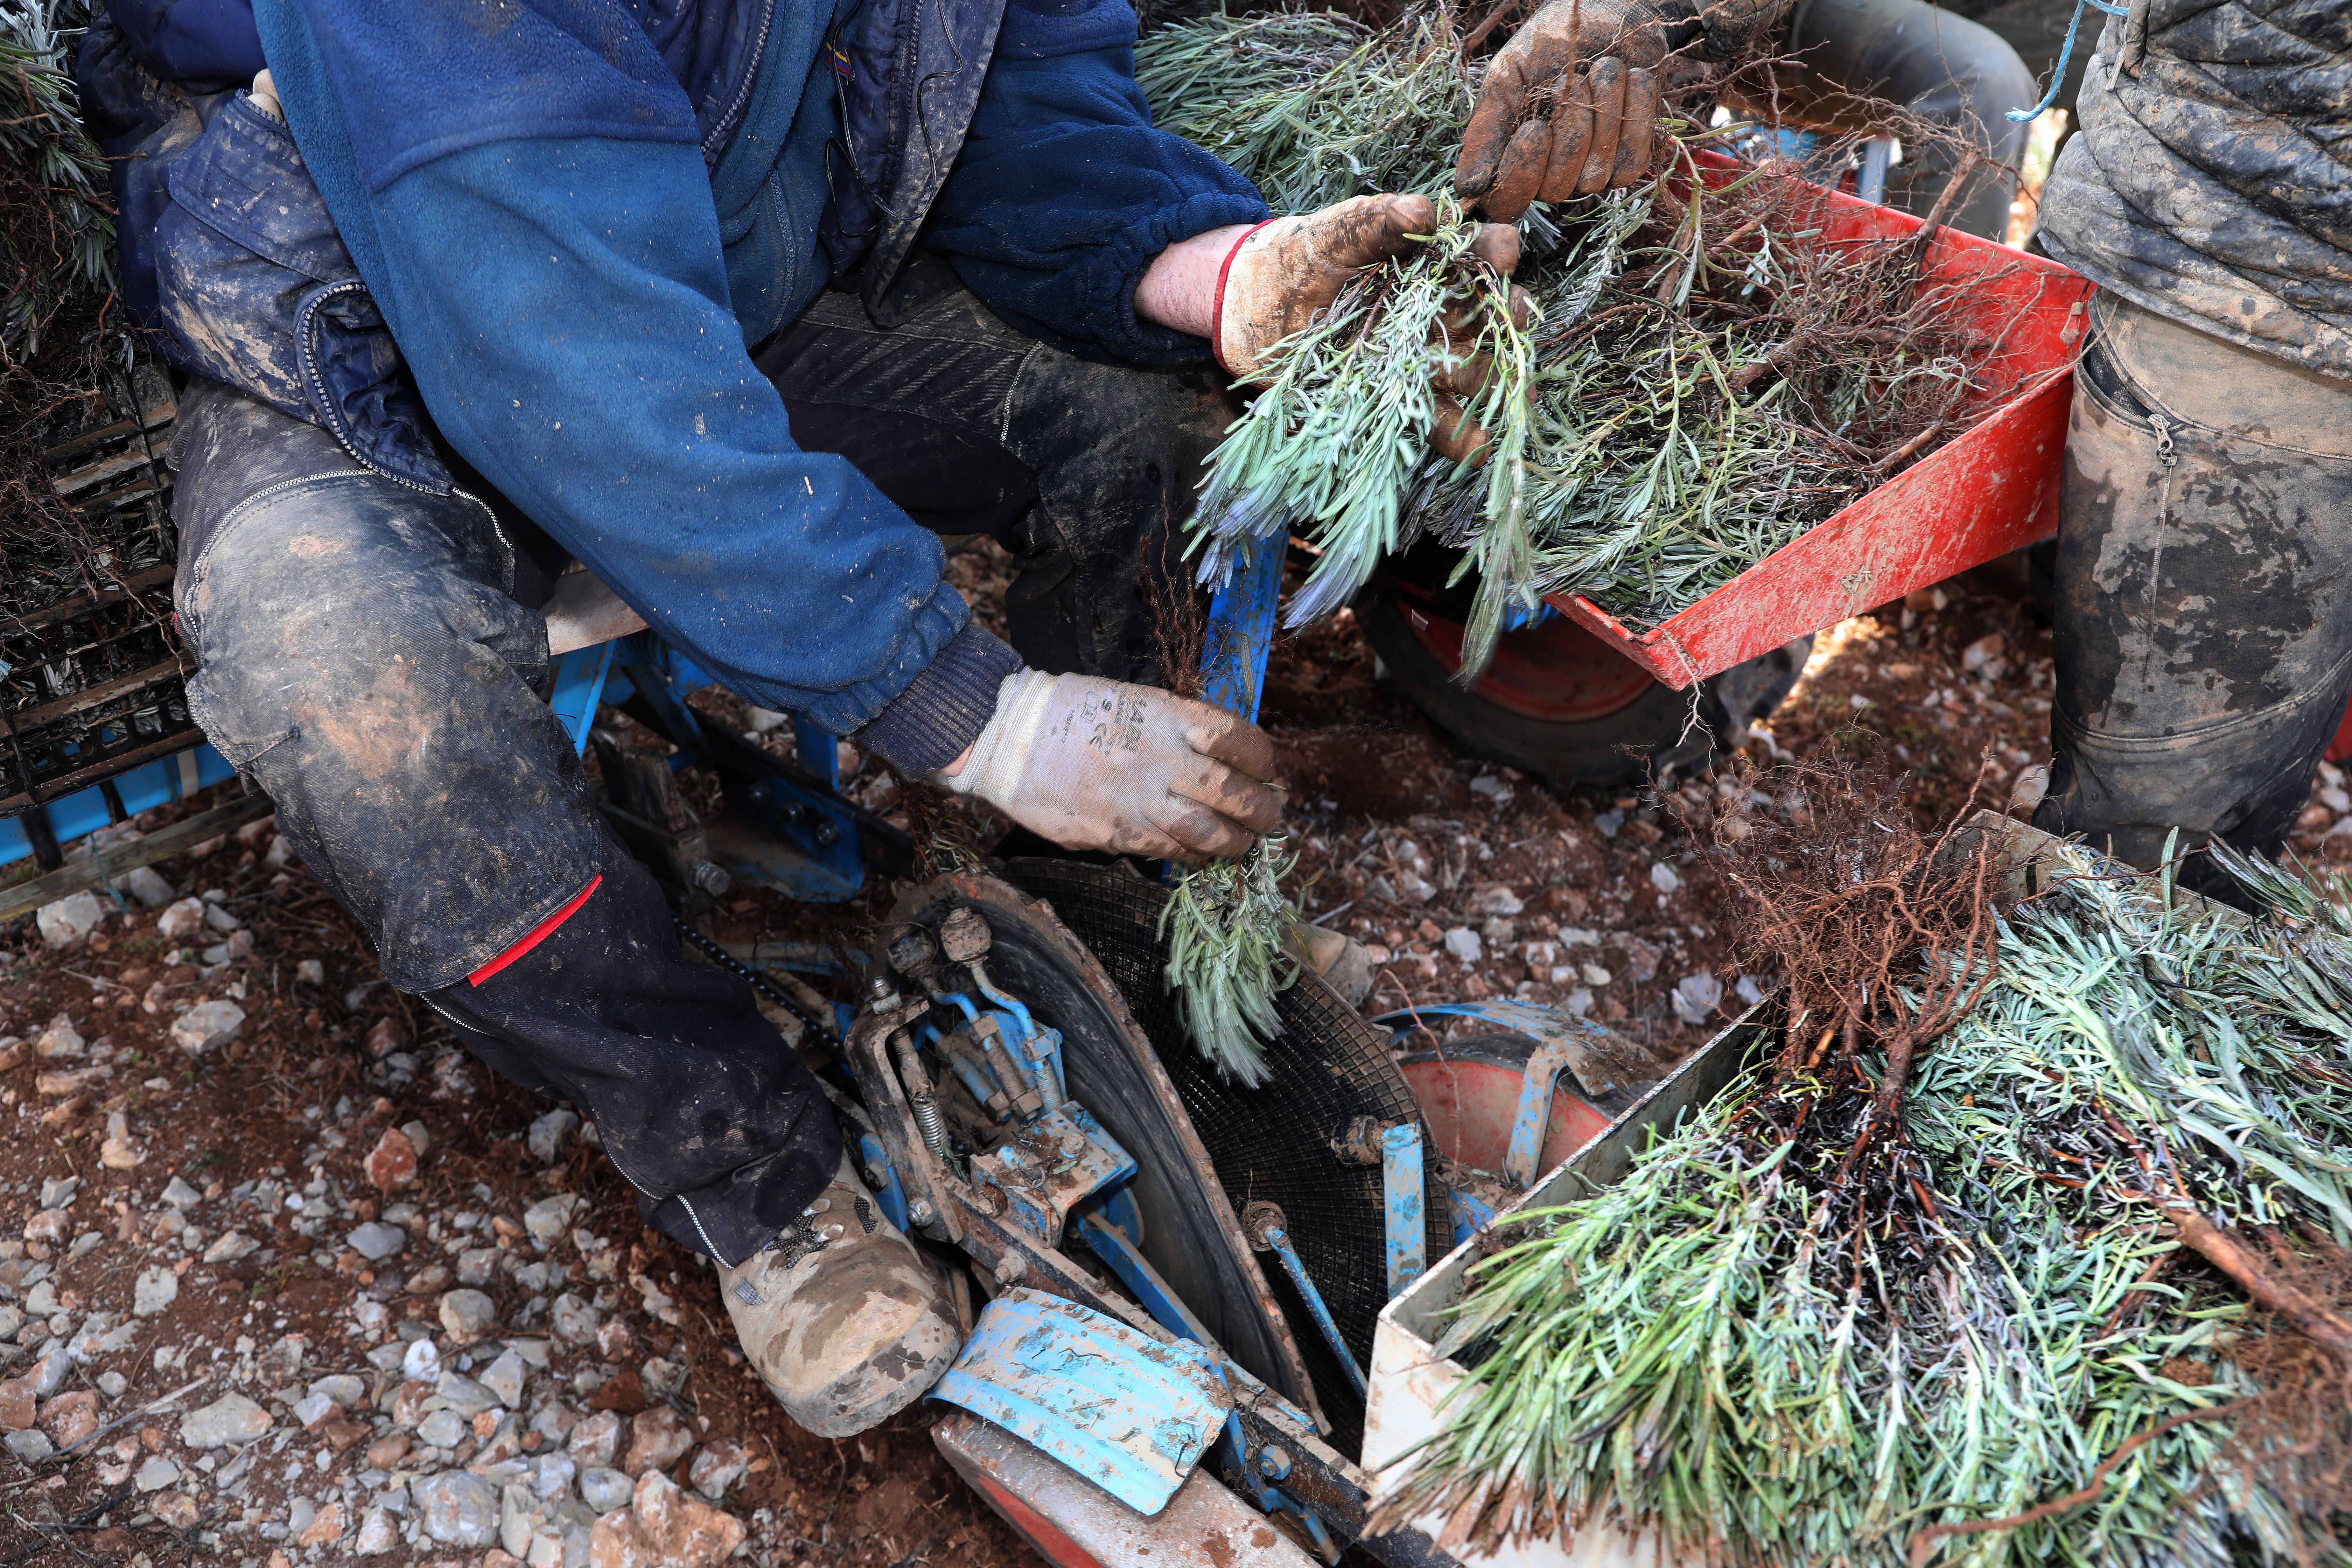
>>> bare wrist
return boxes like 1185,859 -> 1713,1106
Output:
1136,224 -> 1259,340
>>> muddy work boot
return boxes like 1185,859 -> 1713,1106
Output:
719,1156 -> 960,1437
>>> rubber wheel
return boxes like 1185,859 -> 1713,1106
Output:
1357,572 -> 1812,790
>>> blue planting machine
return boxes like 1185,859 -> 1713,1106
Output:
2,527 -> 1667,1568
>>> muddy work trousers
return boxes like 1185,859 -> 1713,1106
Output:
2034,292 -> 2352,902
170,282 -> 1235,1265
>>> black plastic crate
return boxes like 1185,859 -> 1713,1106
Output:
1,363 -> 192,818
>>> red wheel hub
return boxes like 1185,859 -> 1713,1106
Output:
1394,594 -> 1658,723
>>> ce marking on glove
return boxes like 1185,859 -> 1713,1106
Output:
1085,692 -> 1149,757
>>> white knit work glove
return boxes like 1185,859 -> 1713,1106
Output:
1215,194 -> 1530,464
940,671 -> 1284,861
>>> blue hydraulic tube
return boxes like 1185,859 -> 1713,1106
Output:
928,988 -> 982,1026
968,963 -> 1065,1107
929,986 -> 1037,1106
971,960 -> 1063,1107
967,964 -> 1035,1045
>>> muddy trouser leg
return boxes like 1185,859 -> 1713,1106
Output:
752,283 -> 1241,682
170,378 -> 838,1264
1770,0 -> 2037,240
2031,293 -> 2352,904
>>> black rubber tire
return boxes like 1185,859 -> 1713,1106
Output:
1356,593 -> 1811,790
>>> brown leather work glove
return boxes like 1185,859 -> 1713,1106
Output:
1456,0 -> 1685,219
1215,194 -> 1532,463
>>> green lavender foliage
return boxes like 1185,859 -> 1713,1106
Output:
1160,833 -> 1300,1087
1392,843 -> 2352,1567
1416,166 -> 1978,639
1135,8 -> 1472,212
1147,11 -> 1985,664
1190,206 -> 1535,654
2,0 -> 114,364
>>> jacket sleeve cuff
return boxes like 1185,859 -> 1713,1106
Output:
851,621 -> 1026,776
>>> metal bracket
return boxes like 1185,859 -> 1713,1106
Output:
547,642 -> 615,755
1376,999 -> 1665,1189
1503,1039 -> 1577,1190
841,994 -> 966,1244
1076,1204 -> 1220,1349
1376,999 -> 1656,1101
930,1288 -> 1234,1517
969,1104 -> 1137,1252
592,731 -> 732,902
854,1129 -> 910,1232
1380,1123 -> 1427,1300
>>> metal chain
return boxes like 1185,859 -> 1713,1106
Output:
672,916 -> 837,1042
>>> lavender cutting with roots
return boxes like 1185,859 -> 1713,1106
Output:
1378,767 -> 2352,1566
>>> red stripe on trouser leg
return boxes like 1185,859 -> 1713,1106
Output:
469,874 -> 601,987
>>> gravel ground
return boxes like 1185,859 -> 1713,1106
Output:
6,549 -> 2345,1568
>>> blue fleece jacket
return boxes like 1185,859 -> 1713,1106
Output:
241,0 -> 1265,736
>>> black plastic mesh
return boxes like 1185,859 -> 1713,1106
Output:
5,364 -> 189,816
1006,859 -> 1449,1456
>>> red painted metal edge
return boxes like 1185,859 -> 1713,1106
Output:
1543,160 -> 2096,691
933,1409 -> 1318,1568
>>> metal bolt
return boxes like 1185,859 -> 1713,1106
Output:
908,1199 -> 935,1227
744,780 -> 771,805
1257,1445 -> 1291,1482
1240,1199 -> 1286,1252
938,907 -> 992,963
866,975 -> 900,1013
691,862 -> 732,895
886,926 -> 939,979
993,1255 -> 1027,1287
812,819 -> 839,846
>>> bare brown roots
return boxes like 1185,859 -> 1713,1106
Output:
1715,748 -> 2000,1157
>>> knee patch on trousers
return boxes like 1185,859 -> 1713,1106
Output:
174,387 -> 602,992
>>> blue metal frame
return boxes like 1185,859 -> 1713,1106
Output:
1380,1122 -> 1427,1300
1199,538 -> 1284,721
2,744 -> 239,872
586,630 -> 866,902
1448,1185 -> 1499,1248
1076,1206 -> 1220,1349
548,642 -> 618,754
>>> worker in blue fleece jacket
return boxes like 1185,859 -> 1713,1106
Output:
77,0 -> 1529,1432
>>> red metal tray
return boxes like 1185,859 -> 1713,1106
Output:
1547,159 -> 2094,690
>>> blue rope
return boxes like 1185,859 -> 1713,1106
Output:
2008,0 -> 2131,122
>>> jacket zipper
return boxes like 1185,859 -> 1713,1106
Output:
704,0 -> 780,164
295,281 -> 445,496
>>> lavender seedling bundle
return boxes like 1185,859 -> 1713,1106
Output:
1189,203 -> 1538,661
1158,833 -> 1300,1087
1142,9 -> 2007,674
1380,790 -> 2352,1566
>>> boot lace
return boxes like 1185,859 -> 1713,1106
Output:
762,1191 -> 877,1269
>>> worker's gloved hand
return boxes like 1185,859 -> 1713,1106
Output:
939,671 -> 1283,861
1217,194 -> 1531,463
1457,0 -> 1674,220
